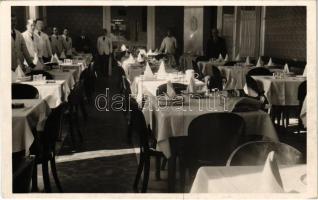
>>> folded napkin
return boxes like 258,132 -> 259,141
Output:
256,57 -> 262,67
144,62 -> 154,79
121,44 -> 127,52
218,53 -> 223,61
137,52 -> 144,63
230,97 -> 262,112
166,81 -> 177,98
302,65 -> 307,76
224,54 -> 229,62
257,151 -> 284,193
245,56 -> 251,65
187,77 -> 196,93
267,58 -> 274,66
157,60 -> 167,76
60,51 -> 66,59
128,53 -> 135,62
15,65 -> 25,78
51,53 -> 60,64
139,49 -> 147,55
235,53 -> 241,61
283,63 -> 290,73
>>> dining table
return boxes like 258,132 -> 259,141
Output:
142,94 -> 279,192
252,75 -> 306,106
190,165 -> 306,193
12,99 -> 51,155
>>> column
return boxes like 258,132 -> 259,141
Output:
217,6 -> 223,34
28,6 -> 40,19
147,6 -> 155,50
103,6 -> 111,32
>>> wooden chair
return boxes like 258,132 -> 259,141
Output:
180,113 -> 245,191
131,108 -> 165,193
226,141 -> 304,166
32,103 -> 66,192
13,155 -> 35,193
247,67 -> 272,76
12,83 -> 39,99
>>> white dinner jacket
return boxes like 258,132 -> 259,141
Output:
97,35 -> 113,55
61,35 -> 73,56
35,30 -> 52,58
50,34 -> 64,57
22,30 -> 40,58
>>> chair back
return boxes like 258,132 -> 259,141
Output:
247,67 -> 272,76
226,141 -> 304,166
12,83 -> 39,99
187,113 -> 245,168
156,83 -> 187,96
13,155 -> 35,193
68,81 -> 85,105
130,108 -> 151,153
26,70 -> 54,80
245,75 -> 262,96
207,66 -> 223,90
298,81 -> 306,105
42,103 -> 67,154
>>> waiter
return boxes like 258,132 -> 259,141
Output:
62,28 -> 73,58
205,28 -> 227,59
35,18 -> 52,63
159,29 -> 177,67
50,27 -> 64,57
97,29 -> 113,77
22,19 -> 41,63
11,14 -> 35,71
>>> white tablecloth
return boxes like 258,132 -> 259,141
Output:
143,97 -> 278,158
198,62 -> 254,90
12,99 -> 51,154
131,74 -> 205,102
300,96 -> 306,128
49,69 -> 77,87
252,76 -> 306,106
20,80 -> 68,108
190,165 -> 306,193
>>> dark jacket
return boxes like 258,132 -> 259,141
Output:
205,36 -> 227,59
75,35 -> 91,53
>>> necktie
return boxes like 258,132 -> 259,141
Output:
38,31 -> 41,36
103,36 -> 105,41
49,36 -> 51,42
66,37 -> 68,42
11,30 -> 16,40
31,34 -> 34,41
56,36 -> 59,40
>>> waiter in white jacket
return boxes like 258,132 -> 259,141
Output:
35,18 -> 52,63
97,29 -> 113,77
11,14 -> 35,71
22,19 -> 41,62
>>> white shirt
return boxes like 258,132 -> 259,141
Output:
35,30 -> 52,58
62,35 -> 73,56
159,36 -> 177,54
97,35 -> 113,55
22,30 -> 40,58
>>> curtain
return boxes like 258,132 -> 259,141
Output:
239,10 -> 257,57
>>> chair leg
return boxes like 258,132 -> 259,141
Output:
42,161 -> 51,193
133,154 -> 144,192
67,113 -> 76,149
141,156 -> 150,193
179,156 -> 186,193
74,107 -> 83,143
155,155 -> 161,180
50,156 -> 63,192
31,164 -> 39,192
161,158 -> 167,170
168,154 -> 177,193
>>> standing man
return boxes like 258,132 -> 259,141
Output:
75,29 -> 91,53
62,28 -> 73,58
50,27 -> 63,57
205,28 -> 227,59
22,19 -> 41,62
11,14 -> 35,71
35,18 -> 52,63
97,29 -> 113,77
159,29 -> 177,67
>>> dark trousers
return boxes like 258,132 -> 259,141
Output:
42,56 -> 51,63
99,54 -> 110,77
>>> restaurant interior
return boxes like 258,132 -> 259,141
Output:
10,5 -> 309,194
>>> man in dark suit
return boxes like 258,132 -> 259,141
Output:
205,28 -> 227,59
75,29 -> 91,53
